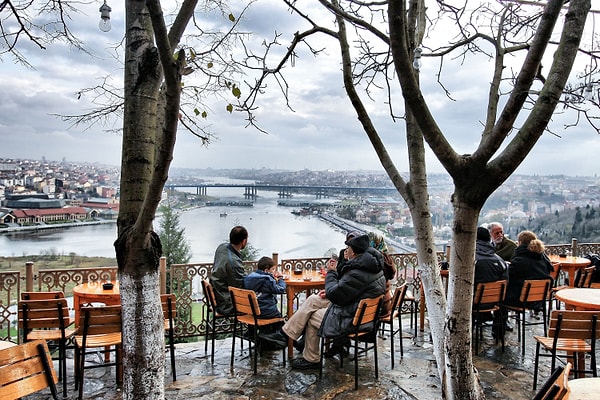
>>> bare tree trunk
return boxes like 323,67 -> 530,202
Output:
117,1 -> 166,398
444,199 -> 483,399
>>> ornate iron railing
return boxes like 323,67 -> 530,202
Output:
1,240 -> 599,343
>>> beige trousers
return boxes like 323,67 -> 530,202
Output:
282,294 -> 330,363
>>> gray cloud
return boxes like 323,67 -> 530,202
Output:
1,1 -> 597,177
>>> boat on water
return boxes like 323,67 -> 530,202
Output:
219,212 -> 228,217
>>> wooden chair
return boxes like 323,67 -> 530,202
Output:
504,279 -> 552,355
547,264 -> 568,317
202,279 -> 233,364
533,311 -> 599,390
21,291 -> 68,301
472,280 -> 507,353
18,297 -> 76,397
161,294 -> 177,381
0,339 -> 59,400
228,286 -> 286,374
575,266 -> 595,288
378,283 -> 409,368
319,295 -> 383,390
74,305 -> 122,400
532,365 -> 565,400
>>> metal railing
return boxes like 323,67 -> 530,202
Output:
2,239 -> 599,343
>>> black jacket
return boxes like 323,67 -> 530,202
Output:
504,244 -> 553,306
474,240 -> 508,286
318,248 -> 386,338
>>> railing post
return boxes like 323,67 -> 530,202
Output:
160,256 -> 167,294
25,261 -> 34,292
571,238 -> 578,257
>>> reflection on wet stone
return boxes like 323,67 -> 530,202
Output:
285,371 -> 318,394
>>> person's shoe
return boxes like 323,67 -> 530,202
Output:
323,344 -> 349,358
504,322 -> 514,332
293,336 -> 305,352
259,329 -> 288,349
291,358 -> 320,370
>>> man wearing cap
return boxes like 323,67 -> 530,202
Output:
261,234 -> 386,370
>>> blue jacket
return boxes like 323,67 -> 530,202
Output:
243,270 -> 287,318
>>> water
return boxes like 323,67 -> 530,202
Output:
0,183 -> 347,262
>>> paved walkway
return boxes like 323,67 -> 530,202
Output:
26,316 -> 560,399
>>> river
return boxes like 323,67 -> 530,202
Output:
0,181 -> 348,262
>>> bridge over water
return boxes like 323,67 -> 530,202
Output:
164,183 -> 399,199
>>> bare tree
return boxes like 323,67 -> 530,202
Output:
3,0 -> 251,398
238,0 -> 595,398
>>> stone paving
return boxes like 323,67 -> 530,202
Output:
24,315 -> 565,400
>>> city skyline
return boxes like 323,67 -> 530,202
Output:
1,2 -> 598,177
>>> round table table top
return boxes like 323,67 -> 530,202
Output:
73,281 -> 120,296
548,255 -> 592,267
0,340 -> 17,350
565,377 -> 600,399
555,288 -> 600,310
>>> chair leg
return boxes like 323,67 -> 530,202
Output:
390,322 -> 395,369
168,329 -> 176,381
230,322 -> 237,369
533,342 -> 541,390
354,340 -> 359,390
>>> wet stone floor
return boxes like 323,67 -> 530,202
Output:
24,315 -> 570,400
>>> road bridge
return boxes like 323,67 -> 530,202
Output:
164,183 -> 399,199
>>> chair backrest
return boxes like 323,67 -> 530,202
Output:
532,365 -> 564,400
549,264 -> 561,285
473,280 -> 507,306
78,305 -> 122,337
519,279 -> 552,303
576,266 -> 595,288
18,298 -> 71,339
228,286 -> 261,317
161,294 -> 177,325
202,279 -> 219,313
0,339 -> 59,400
21,291 -> 65,300
389,283 -> 408,313
546,362 -> 571,400
352,295 -> 384,329
548,310 -> 600,341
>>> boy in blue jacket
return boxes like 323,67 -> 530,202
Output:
243,256 -> 286,318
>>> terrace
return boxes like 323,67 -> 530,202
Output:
1,239 -> 599,399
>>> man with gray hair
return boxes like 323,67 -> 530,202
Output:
488,222 -> 517,262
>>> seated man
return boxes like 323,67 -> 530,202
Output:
474,226 -> 510,336
209,226 -> 249,315
260,234 -> 386,369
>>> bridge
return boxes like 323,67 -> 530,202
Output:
164,183 -> 399,199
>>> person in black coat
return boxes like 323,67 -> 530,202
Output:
260,234 -> 385,370
504,230 -> 553,310
474,226 -> 510,335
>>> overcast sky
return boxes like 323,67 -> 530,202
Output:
1,1 -> 599,177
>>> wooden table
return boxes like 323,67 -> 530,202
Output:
565,377 -> 600,399
555,288 -> 600,311
0,340 -> 16,350
548,255 -> 591,287
283,270 -> 325,357
73,281 -> 121,324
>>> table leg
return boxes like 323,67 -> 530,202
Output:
287,288 -> 295,359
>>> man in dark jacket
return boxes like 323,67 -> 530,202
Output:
475,227 -> 508,286
209,226 -> 248,315
474,226 -> 510,335
260,234 -> 386,369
